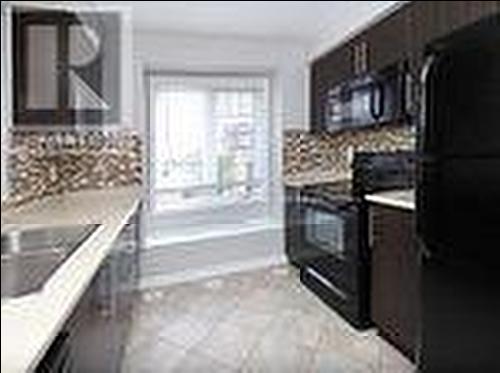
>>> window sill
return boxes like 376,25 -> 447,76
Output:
145,218 -> 282,249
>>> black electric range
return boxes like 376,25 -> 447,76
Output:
288,151 -> 415,329
1,224 -> 100,298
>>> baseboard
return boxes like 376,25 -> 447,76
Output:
139,254 -> 288,290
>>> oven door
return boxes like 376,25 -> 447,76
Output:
303,204 -> 347,260
300,197 -> 360,292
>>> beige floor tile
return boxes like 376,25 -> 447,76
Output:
127,304 -> 185,352
158,312 -> 219,350
124,266 -> 415,373
318,325 -> 380,371
258,309 -> 324,349
193,310 -> 276,368
169,350 -> 237,373
376,338 -> 416,373
310,350 -> 375,373
122,337 -> 187,373
241,336 -> 316,373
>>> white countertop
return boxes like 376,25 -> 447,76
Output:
1,187 -> 142,373
365,189 -> 415,211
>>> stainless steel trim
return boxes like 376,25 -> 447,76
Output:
306,267 -> 348,301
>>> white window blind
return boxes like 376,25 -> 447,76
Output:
149,74 -> 271,213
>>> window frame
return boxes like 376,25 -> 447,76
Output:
145,70 -> 274,220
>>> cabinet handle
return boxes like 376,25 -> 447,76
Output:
353,44 -> 358,75
356,44 -> 361,74
360,41 -> 368,73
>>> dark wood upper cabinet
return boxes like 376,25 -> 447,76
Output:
309,57 -> 326,131
408,1 -> 500,68
349,31 -> 369,76
309,44 -> 351,130
367,4 -> 412,72
309,1 -> 499,131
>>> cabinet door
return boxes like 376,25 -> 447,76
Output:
409,1 -> 500,64
368,4 -> 412,71
77,258 -> 119,373
309,60 -> 326,131
310,44 -> 352,131
370,206 -> 404,349
349,32 -> 369,76
370,205 -> 418,361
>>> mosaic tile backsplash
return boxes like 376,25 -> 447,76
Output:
6,130 -> 143,206
283,126 -> 415,180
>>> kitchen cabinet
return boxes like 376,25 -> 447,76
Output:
310,1 -> 499,132
36,207 -> 141,373
408,1 -> 500,69
350,32 -> 369,76
309,59 -> 324,132
367,4 -> 412,72
369,204 -> 419,361
310,43 -> 352,132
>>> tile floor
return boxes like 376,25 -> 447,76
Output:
122,266 -> 415,373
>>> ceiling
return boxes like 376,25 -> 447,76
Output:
106,1 -> 400,45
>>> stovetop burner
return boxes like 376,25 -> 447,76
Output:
1,224 -> 100,299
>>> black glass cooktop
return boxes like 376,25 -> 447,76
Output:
1,224 -> 99,299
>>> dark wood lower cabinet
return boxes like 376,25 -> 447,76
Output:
370,204 -> 419,361
36,207 -> 141,373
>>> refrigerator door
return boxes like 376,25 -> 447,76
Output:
420,258 -> 500,372
418,157 -> 500,262
419,15 -> 500,158
418,15 -> 500,372
418,15 -> 500,257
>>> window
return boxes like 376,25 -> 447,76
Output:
148,74 -> 271,213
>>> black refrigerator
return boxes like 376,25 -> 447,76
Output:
417,15 -> 500,372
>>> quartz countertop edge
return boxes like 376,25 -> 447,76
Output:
1,187 -> 142,373
365,189 -> 415,211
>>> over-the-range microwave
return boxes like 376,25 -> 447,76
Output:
325,61 -> 412,132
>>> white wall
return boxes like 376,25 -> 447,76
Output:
132,30 -> 308,285
133,30 -> 309,132
1,2 -> 11,203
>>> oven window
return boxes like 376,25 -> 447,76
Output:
304,207 -> 345,259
